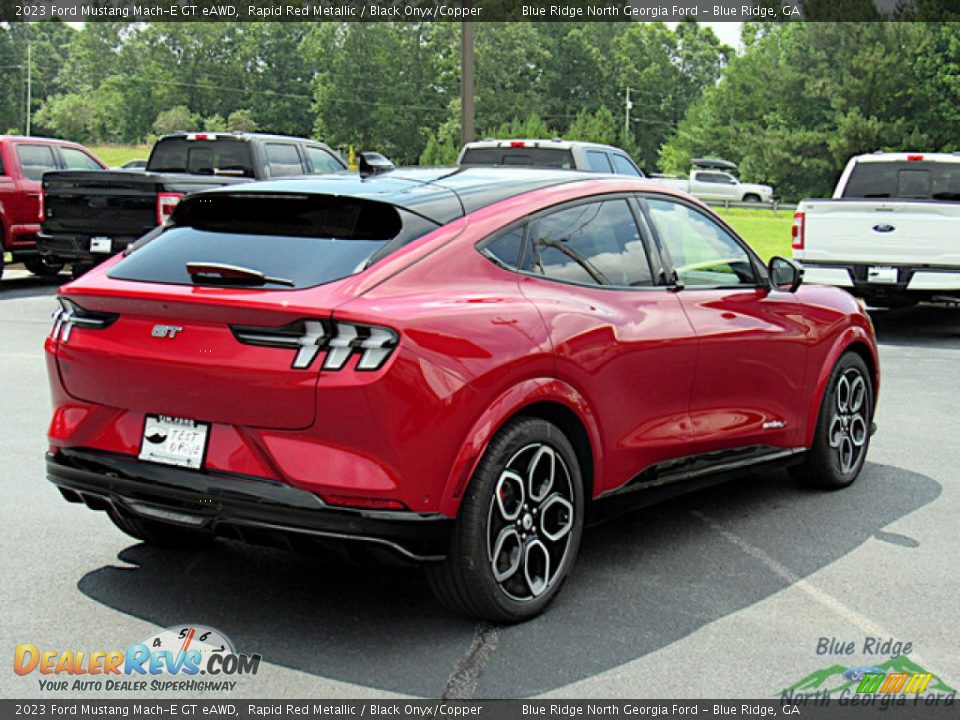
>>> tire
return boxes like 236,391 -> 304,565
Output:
24,256 -> 65,277
791,352 -> 873,489
742,194 -> 762,203
427,417 -> 585,623
108,508 -> 215,550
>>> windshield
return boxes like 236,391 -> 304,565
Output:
460,146 -> 576,170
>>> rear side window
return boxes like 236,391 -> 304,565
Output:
460,146 -> 575,170
16,144 -> 58,181
843,161 -> 960,200
481,226 -> 526,269
265,143 -> 304,177
61,147 -> 102,170
694,172 -> 735,185
611,154 -> 642,177
529,199 -> 653,288
109,194 -> 427,290
148,139 -> 255,177
304,146 -> 344,174
586,151 -> 612,173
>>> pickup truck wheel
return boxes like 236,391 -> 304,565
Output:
24,256 -> 65,277
108,508 -> 215,550
792,352 -> 873,490
742,194 -> 761,203
426,417 -> 584,623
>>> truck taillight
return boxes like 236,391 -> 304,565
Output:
38,190 -> 45,222
791,211 -> 805,251
156,193 -> 183,226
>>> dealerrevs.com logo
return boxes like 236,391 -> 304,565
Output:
14,625 -> 261,693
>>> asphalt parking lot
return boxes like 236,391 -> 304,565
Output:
2,265 -> 958,700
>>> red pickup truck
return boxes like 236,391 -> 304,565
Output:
0,136 -> 105,282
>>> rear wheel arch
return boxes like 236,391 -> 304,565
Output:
438,379 -> 603,517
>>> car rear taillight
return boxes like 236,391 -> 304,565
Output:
38,190 -> 45,222
231,319 -> 398,371
50,297 -> 118,343
156,193 -> 184,225
186,133 -> 216,141
907,154 -> 924,162
791,211 -> 805,251
509,141 -> 525,148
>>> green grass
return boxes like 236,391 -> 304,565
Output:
88,144 -> 151,168
716,207 -> 793,261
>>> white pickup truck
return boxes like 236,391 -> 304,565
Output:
793,152 -> 960,307
650,159 -> 774,203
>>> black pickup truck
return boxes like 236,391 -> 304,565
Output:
39,132 -> 346,272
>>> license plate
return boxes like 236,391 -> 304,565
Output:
89,236 -> 112,253
867,266 -> 898,284
139,415 -> 209,469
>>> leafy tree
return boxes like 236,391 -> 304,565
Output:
153,105 -> 200,135
566,106 -> 619,146
227,109 -> 257,132
204,114 -> 228,132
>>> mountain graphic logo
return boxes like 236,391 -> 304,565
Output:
781,656 -> 956,697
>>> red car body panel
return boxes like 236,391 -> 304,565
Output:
44,174 -> 879,532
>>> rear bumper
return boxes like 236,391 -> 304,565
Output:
37,232 -> 140,262
798,261 -> 960,295
47,449 -> 452,563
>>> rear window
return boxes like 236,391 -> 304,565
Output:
843,161 -> 960,200
109,194 -> 424,290
460,146 -> 576,170
148,139 -> 255,178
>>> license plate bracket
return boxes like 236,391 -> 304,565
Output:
89,236 -> 113,254
139,415 -> 209,469
867,266 -> 898,284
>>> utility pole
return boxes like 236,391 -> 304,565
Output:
460,21 -> 475,147
25,41 -> 32,136
623,87 -> 632,142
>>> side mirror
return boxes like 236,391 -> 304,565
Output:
358,151 -> 394,178
768,255 -> 803,293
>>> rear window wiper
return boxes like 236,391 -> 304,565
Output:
186,262 -> 295,287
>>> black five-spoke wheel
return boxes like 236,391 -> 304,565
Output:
427,416 -> 584,622
792,351 -> 873,489
487,443 -> 576,601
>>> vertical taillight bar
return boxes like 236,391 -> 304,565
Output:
156,193 -> 184,226
791,211 -> 805,251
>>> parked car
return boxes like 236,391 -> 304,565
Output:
793,151 -> 960,308
651,158 -> 774,203
0,135 -> 105,282
45,168 -> 878,622
458,138 -> 645,176
118,159 -> 147,170
38,132 -> 346,273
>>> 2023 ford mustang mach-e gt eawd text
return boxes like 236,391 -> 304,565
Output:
44,168 -> 878,622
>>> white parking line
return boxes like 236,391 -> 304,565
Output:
688,509 -> 931,670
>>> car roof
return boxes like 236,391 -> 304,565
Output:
196,167 -> 602,224
854,152 -> 960,164
0,135 -> 83,145
158,132 -> 334,146
461,138 -> 628,153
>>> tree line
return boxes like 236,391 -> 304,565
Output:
2,21 -> 959,199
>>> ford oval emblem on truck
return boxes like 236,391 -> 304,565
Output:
872,224 -> 895,233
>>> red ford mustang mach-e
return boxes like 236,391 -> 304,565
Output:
44,168 -> 878,621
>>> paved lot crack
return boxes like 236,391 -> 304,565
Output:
442,623 -> 500,700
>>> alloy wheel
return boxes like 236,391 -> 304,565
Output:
828,367 -> 869,474
486,443 -> 575,602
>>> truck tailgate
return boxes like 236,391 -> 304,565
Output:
42,171 -> 163,238
801,200 -> 960,266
